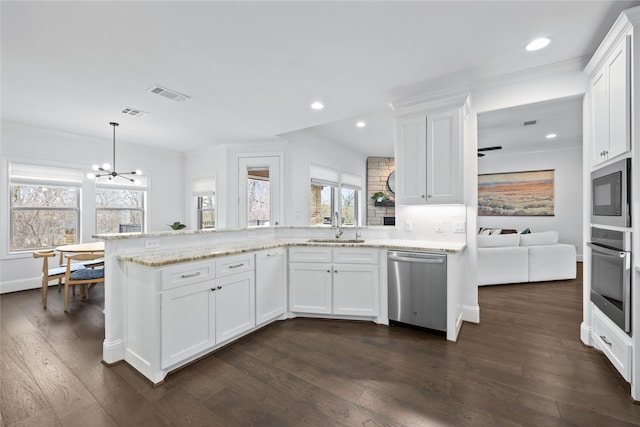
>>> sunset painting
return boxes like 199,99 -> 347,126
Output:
478,170 -> 554,216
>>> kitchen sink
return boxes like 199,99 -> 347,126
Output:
307,238 -> 365,244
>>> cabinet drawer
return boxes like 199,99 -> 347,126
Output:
592,307 -> 632,381
216,253 -> 254,278
161,260 -> 216,291
333,248 -> 378,264
289,247 -> 332,263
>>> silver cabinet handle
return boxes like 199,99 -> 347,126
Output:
181,272 -> 201,279
228,263 -> 244,269
600,335 -> 612,346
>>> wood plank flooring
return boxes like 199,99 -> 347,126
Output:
2,263 -> 640,426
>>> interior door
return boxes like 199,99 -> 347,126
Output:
238,156 -> 281,227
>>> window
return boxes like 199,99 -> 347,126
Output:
309,165 -> 362,227
341,186 -> 359,226
247,168 -> 270,227
197,195 -> 215,229
9,163 -> 82,251
310,181 -> 335,226
96,187 -> 145,233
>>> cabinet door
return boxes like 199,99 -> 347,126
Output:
215,271 -> 256,344
607,35 -> 630,160
332,263 -> 379,316
289,263 -> 332,314
256,249 -> 286,326
426,109 -> 462,203
591,67 -> 609,165
161,281 -> 215,369
395,114 -> 427,205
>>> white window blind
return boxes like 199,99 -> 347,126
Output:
9,163 -> 82,186
192,176 -> 215,196
341,172 -> 362,190
310,164 -> 339,184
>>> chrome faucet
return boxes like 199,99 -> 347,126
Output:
334,212 -> 343,239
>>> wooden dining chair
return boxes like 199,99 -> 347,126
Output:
63,253 -> 105,312
33,250 -> 88,309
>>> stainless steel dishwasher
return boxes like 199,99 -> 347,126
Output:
387,251 -> 447,333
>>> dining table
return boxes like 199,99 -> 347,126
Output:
55,241 -> 105,264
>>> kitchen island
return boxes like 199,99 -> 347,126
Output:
96,227 -> 466,384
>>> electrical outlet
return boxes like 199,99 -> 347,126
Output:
145,239 -> 160,249
404,220 -> 413,232
435,221 -> 444,233
453,221 -> 466,233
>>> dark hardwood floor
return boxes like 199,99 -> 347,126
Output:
2,263 -> 639,426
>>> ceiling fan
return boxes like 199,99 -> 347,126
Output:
477,146 -> 502,157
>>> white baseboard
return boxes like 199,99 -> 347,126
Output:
103,339 -> 125,364
580,322 -> 593,346
462,304 -> 480,323
0,277 -> 40,294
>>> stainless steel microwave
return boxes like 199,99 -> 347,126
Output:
591,158 -> 631,227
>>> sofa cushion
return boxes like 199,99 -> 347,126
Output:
528,244 -> 576,282
478,233 -> 520,248
477,246 -> 529,285
520,231 -> 558,246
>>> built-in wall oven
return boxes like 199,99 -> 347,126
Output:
587,227 -> 632,334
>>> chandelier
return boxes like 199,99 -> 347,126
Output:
87,122 -> 142,184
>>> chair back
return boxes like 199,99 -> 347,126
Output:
33,250 -> 56,275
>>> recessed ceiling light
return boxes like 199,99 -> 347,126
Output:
526,37 -> 551,51
356,121 -> 366,128
546,133 -> 557,139
310,101 -> 324,110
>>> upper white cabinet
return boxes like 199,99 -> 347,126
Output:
394,96 -> 468,204
589,34 -> 631,166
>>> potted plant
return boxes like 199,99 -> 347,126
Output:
371,191 -> 386,203
168,221 -> 187,230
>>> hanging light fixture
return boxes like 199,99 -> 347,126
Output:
87,122 -> 142,184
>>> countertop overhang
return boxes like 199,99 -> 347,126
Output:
118,238 -> 466,267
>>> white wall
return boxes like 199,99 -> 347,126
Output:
0,120 -> 185,293
477,146 -> 583,258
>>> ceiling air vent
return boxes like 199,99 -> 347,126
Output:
523,119 -> 538,126
147,85 -> 191,102
120,107 -> 149,118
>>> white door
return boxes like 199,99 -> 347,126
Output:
255,248 -> 286,326
289,263 -> 332,314
160,281 -> 216,369
395,114 -> 427,205
215,271 -> 255,344
426,109 -> 462,203
332,263 -> 379,316
238,156 -> 281,227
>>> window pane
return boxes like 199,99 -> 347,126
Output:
310,183 -> 334,225
200,195 -> 215,210
197,195 -> 215,230
200,211 -> 216,229
247,178 -> 270,226
96,188 -> 143,208
11,209 -> 78,250
341,188 -> 357,226
97,210 -> 143,234
11,184 -> 78,208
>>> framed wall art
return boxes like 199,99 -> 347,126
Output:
478,169 -> 554,216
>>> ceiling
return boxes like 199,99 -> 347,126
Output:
477,96 -> 584,157
2,1 -> 638,156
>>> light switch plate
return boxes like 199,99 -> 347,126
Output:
435,221 -> 444,233
145,239 -> 160,249
453,221 -> 466,233
404,220 -> 413,232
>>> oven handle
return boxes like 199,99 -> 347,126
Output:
587,242 -> 628,258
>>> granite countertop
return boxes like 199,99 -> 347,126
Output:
118,238 -> 466,267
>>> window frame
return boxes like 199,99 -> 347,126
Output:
196,195 -> 216,230
310,179 -> 337,226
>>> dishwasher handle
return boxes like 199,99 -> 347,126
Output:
388,253 -> 445,264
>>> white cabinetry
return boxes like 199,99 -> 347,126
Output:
288,247 -> 379,317
592,306 -> 633,381
395,97 -> 467,205
590,34 -> 631,166
255,248 -> 286,325
125,253 -> 255,383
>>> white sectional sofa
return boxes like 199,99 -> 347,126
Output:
477,231 -> 577,286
